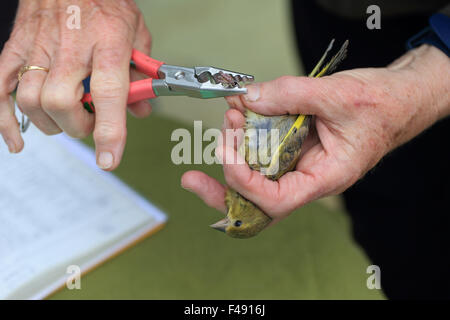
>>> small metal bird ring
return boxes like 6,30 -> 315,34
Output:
17,65 -> 49,82
20,113 -> 30,133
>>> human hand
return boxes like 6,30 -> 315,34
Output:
182,45 -> 450,225
0,0 -> 152,170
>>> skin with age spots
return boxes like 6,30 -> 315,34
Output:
0,0 -> 152,171
182,45 -> 450,232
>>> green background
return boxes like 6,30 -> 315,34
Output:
52,0 -> 383,299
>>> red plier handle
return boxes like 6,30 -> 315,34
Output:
81,49 -> 164,113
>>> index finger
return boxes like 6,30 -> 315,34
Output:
90,40 -> 132,170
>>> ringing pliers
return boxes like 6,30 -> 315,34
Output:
81,49 -> 254,113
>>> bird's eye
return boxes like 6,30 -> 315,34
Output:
234,220 -> 242,227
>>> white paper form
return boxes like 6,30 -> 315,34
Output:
0,124 -> 166,299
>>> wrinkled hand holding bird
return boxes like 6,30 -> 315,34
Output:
182,44 -> 449,238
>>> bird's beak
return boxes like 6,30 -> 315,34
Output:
210,217 -> 230,233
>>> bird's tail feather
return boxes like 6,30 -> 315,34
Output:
312,39 -> 349,78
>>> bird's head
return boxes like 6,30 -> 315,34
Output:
210,189 -> 271,238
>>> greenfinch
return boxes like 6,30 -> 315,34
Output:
211,39 -> 349,238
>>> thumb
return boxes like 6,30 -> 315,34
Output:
227,76 -> 337,117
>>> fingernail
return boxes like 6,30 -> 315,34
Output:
181,183 -> 192,192
5,139 -> 16,154
97,151 -> 114,169
244,84 -> 260,102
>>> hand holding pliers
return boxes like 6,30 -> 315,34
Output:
81,49 -> 254,113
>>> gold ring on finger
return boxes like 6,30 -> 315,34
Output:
17,65 -> 49,82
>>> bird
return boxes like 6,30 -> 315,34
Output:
210,39 -> 349,238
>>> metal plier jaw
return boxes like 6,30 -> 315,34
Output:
81,49 -> 254,113
153,65 -> 253,99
